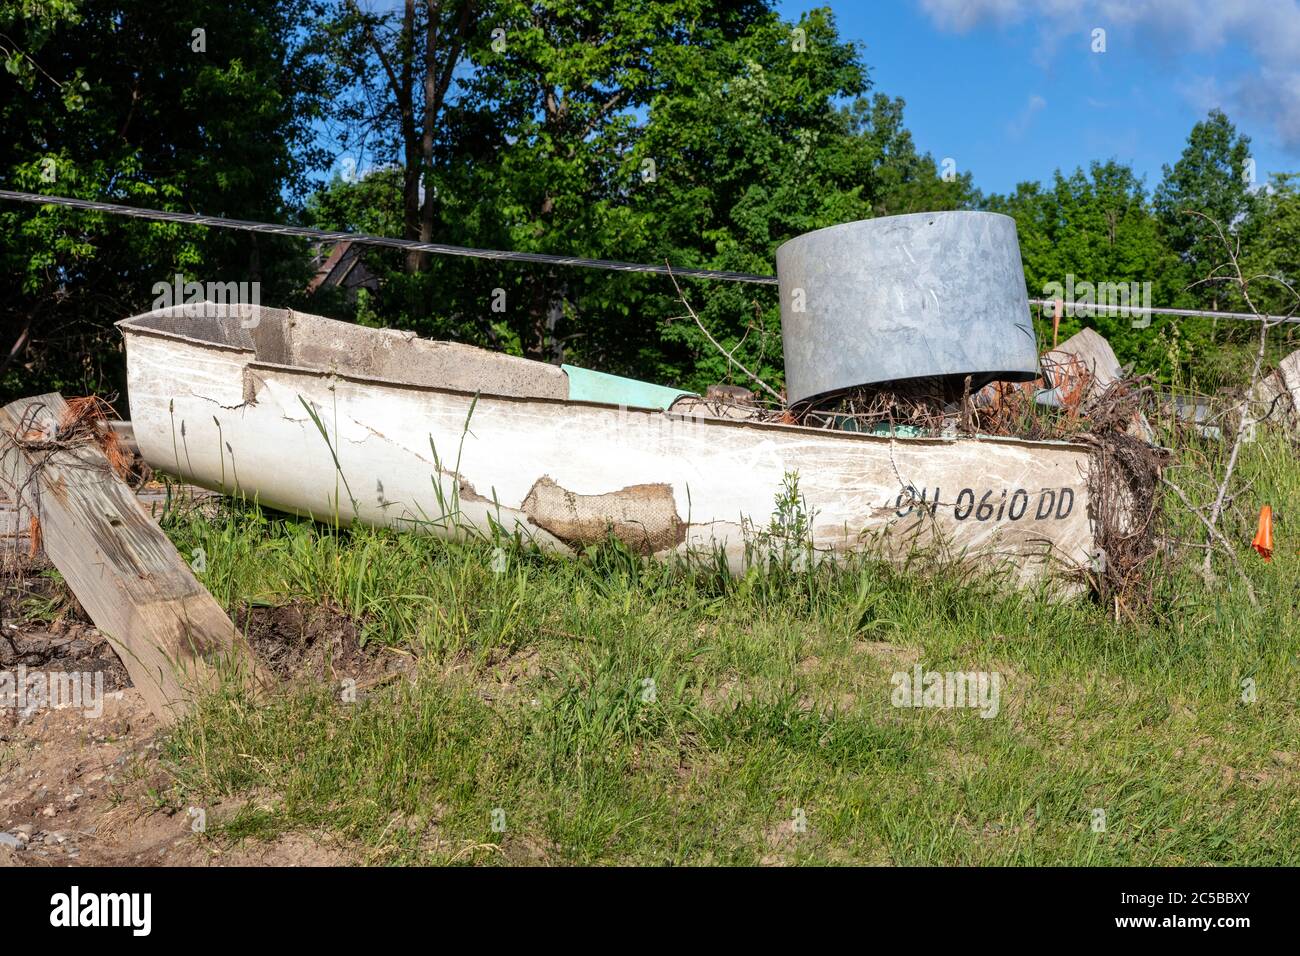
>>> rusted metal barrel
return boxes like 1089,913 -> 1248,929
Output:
775,211 -> 1038,404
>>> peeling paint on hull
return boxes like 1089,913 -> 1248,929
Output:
118,306 -> 1097,589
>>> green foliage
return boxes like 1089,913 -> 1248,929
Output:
985,161 -> 1193,379
306,3 -> 977,394
984,109 -> 1298,389
0,0 -> 335,401
1154,108 -> 1256,310
3,2 -> 1298,403
1241,174 -> 1300,336
852,93 -> 979,216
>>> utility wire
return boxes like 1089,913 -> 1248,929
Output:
0,189 -> 777,285
1027,297 -> 1298,326
3,190 -> 1298,323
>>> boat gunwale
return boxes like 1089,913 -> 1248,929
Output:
118,313 -> 1090,455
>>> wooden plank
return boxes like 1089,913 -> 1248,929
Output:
1044,328 -> 1153,441
1042,327 -> 1122,390
1,479 -> 219,552
0,393 -> 266,722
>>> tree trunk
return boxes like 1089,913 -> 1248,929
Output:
545,283 -> 569,365
415,0 -> 438,271
400,0 -> 421,273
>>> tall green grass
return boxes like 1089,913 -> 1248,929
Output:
157,428 -> 1300,865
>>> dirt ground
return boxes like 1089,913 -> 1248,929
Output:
0,580 -> 407,868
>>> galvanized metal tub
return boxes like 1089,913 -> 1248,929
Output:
776,211 -> 1038,404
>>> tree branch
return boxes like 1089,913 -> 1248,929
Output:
666,264 -> 783,403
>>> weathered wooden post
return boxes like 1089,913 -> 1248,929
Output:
0,392 -> 266,722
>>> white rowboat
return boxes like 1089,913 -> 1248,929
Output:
118,304 -> 1097,587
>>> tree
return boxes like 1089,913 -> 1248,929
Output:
1243,174 -> 1300,310
304,3 -> 990,391
1154,109 -> 1256,310
442,0 -> 774,365
310,0 -> 787,371
0,0 -> 334,401
852,93 -> 978,216
325,0 -> 481,272
988,161 -> 1189,379
1238,173 -> 1300,361
620,6 -> 881,391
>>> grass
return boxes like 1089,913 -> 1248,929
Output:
150,426 -> 1300,866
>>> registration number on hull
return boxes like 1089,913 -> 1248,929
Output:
889,486 -> 1078,522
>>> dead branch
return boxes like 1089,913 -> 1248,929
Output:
665,263 -> 784,403
1161,475 -> 1258,607
1182,210 -> 1296,581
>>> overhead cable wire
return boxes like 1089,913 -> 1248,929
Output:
3,190 -> 1297,323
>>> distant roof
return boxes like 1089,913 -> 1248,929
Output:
307,240 -> 378,295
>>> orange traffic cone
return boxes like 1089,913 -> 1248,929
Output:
1252,504 -> 1274,561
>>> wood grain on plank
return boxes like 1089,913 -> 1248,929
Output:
0,393 -> 266,722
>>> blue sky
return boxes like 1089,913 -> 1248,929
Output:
778,0 -> 1300,197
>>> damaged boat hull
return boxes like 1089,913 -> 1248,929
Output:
118,305 -> 1096,587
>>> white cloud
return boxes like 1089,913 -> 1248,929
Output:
917,0 -> 1084,32
915,0 -> 1300,152
1236,67 -> 1300,154
1007,93 -> 1048,138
